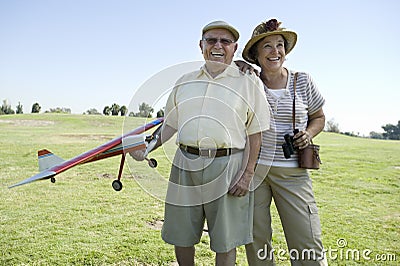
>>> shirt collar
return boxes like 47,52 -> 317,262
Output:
196,61 -> 241,79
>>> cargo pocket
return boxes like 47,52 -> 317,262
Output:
308,203 -> 322,239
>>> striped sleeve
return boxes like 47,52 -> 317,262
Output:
304,72 -> 325,115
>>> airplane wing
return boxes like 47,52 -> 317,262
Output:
8,117 -> 164,189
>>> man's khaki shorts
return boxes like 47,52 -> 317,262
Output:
161,150 -> 254,253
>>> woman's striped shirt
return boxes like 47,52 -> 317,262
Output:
258,69 -> 325,168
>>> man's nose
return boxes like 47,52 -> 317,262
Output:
214,41 -> 223,48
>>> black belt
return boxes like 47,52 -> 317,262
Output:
179,144 -> 242,157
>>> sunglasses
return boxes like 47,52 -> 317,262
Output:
202,37 -> 235,46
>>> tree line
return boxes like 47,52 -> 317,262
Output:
0,100 -> 164,118
325,118 -> 400,140
1,100 -> 70,115
1,99 -> 398,140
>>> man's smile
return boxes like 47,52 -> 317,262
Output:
211,51 -> 224,58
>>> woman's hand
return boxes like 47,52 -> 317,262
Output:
234,60 -> 259,76
293,130 -> 311,150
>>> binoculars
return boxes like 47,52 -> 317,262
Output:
282,129 -> 299,159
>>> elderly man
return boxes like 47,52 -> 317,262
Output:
132,21 -> 270,266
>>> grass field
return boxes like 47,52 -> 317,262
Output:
0,114 -> 399,265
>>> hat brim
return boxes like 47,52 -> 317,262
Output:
242,30 -> 297,64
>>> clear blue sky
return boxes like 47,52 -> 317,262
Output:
1,0 -> 399,135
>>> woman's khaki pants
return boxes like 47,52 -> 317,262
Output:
245,165 -> 328,266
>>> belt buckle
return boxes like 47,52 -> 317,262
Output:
198,147 -> 210,157
198,147 -> 214,157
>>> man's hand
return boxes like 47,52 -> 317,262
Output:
228,169 -> 254,197
129,149 -> 146,161
229,132 -> 261,197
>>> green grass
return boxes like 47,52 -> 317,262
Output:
0,114 -> 399,265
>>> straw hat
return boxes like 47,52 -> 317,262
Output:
242,19 -> 297,64
202,20 -> 240,42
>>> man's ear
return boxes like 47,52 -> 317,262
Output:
199,40 -> 204,54
234,43 -> 238,53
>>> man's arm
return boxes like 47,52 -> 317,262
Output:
153,124 -> 177,150
228,132 -> 262,197
130,124 -> 177,161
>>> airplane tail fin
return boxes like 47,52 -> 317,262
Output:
38,149 -> 65,171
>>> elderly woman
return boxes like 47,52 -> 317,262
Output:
241,19 -> 328,265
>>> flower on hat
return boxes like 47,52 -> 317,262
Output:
254,19 -> 284,35
264,19 -> 281,32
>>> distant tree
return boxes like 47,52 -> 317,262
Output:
156,107 -> 164,118
31,103 -> 41,113
120,105 -> 128,116
137,102 -> 154,118
325,118 -> 340,133
343,131 -> 359,137
46,107 -> 71,114
84,108 -> 101,115
382,121 -> 400,140
369,131 -> 384,139
110,103 -> 120,116
16,102 -> 23,114
127,102 -> 153,117
103,106 -> 111,115
1,100 -> 15,114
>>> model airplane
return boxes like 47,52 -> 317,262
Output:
8,118 -> 164,191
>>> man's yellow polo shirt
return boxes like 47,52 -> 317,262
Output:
164,62 -> 270,150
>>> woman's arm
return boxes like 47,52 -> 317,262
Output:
294,108 -> 325,149
306,108 -> 326,138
